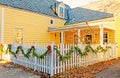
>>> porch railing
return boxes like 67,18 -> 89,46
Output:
1,43 -> 117,76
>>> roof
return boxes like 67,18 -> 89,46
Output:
0,0 -> 55,16
66,7 -> 113,24
0,0 -> 113,24
0,0 -> 70,19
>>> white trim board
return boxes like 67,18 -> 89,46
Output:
1,8 -> 4,43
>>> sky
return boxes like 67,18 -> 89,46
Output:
56,0 -> 99,8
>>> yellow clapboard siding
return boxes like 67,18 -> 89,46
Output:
106,17 -> 120,57
115,16 -> 120,57
0,6 -> 65,44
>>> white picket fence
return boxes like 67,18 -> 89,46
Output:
1,43 -> 117,76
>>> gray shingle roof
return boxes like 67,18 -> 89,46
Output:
66,7 -> 113,24
0,0 -> 71,19
0,0 -> 112,24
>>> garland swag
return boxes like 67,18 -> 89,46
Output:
54,45 -> 111,61
7,44 -> 50,59
0,44 -> 111,61
0,44 -> 3,53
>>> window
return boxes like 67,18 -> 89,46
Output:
14,28 -> 23,44
50,19 -> 54,24
85,35 -> 92,44
59,7 -> 64,17
74,35 -> 78,44
103,32 -> 108,44
60,32 -> 61,43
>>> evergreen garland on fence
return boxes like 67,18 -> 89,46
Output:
0,44 -> 3,53
6,44 -> 49,59
0,44 -> 111,61
54,45 -> 111,61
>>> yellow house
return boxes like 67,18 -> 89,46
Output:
0,0 -> 117,55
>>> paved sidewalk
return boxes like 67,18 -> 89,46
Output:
95,61 -> 120,78
0,61 -> 40,78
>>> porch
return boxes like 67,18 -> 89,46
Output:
48,22 -> 116,45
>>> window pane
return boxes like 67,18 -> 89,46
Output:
50,19 -> 53,24
74,35 -> 78,44
60,32 -> 61,43
85,35 -> 92,44
103,32 -> 108,44
14,28 -> 23,44
59,7 -> 64,17
60,7 -> 63,13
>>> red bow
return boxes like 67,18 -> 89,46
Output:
47,45 -> 51,51
31,46 -> 35,48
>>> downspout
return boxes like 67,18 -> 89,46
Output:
1,8 -> 4,43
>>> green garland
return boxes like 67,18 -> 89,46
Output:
0,44 -> 3,53
0,44 -> 8,54
0,44 -> 111,62
7,44 -> 49,59
54,45 -> 111,61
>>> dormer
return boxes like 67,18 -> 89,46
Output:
51,2 -> 70,19
58,2 -> 66,18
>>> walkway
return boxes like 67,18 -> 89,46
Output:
0,60 -> 40,78
95,60 -> 120,78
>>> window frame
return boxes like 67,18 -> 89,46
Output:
74,34 -> 78,44
50,19 -> 54,24
84,34 -> 92,44
14,27 -> 24,44
58,6 -> 65,18
103,32 -> 109,44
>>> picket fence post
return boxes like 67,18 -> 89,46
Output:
50,42 -> 54,76
34,43 -> 37,71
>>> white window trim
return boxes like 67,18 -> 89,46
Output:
13,27 -> 24,44
58,6 -> 65,18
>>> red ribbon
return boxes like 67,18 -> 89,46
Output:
47,45 -> 51,56
31,46 -> 35,48
47,45 -> 51,51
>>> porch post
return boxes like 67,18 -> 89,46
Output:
1,8 -> 4,43
100,25 -> 103,46
114,30 -> 117,59
60,31 -> 64,44
78,29 -> 81,43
